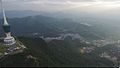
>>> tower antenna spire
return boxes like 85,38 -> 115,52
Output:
0,0 -> 16,45
0,0 -> 9,25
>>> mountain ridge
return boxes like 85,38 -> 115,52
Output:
0,37 -> 114,67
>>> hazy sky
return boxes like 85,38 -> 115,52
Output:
1,0 -> 120,12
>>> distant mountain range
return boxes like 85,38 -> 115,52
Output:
0,15 -> 106,40
0,9 -> 120,38
0,10 -> 50,18
0,10 -> 119,67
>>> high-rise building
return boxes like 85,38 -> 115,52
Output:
0,0 -> 16,45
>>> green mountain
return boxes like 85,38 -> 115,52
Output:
0,10 -> 45,18
0,15 -> 106,40
0,37 -> 114,67
0,15 -> 117,67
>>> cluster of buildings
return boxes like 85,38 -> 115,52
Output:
92,39 -> 120,47
80,46 -> 95,54
100,52 -> 120,65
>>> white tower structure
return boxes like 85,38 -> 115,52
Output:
0,0 -> 16,45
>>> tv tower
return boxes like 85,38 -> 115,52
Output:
0,0 -> 16,45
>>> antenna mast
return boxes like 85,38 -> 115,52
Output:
0,0 -> 9,25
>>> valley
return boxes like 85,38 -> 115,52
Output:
0,15 -> 120,67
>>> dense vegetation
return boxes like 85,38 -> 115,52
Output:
0,37 -> 114,67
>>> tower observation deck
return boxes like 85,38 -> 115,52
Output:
0,0 -> 16,45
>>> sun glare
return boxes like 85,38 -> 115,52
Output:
68,1 -> 120,8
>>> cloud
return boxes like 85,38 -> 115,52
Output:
3,0 -> 118,2
1,0 -> 120,12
